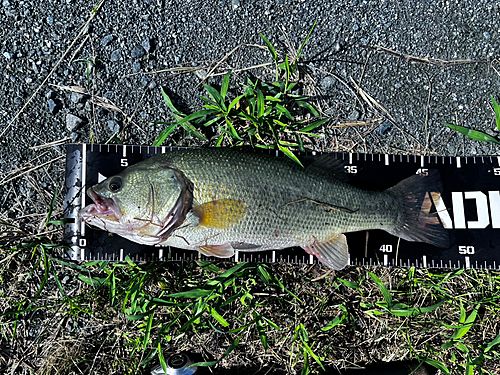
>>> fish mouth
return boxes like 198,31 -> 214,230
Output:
80,187 -> 121,221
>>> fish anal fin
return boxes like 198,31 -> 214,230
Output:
302,234 -> 349,270
193,199 -> 247,229
198,243 -> 235,258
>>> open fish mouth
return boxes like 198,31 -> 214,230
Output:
80,187 -> 121,221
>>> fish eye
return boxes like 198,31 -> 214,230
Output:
108,177 -> 122,192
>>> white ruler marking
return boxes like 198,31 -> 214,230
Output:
456,157 -> 461,168
384,154 -> 389,166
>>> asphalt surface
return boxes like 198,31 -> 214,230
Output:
0,0 -> 499,213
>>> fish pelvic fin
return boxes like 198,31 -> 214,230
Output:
387,170 -> 449,248
198,243 -> 235,258
302,234 -> 349,270
192,199 -> 247,229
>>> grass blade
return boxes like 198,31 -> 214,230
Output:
296,101 -> 319,116
444,123 -> 500,144
491,95 -> 500,131
278,144 -> 303,167
368,272 -> 393,308
167,289 -> 213,298
204,84 -> 226,112
293,19 -> 317,68
228,94 -> 244,112
161,87 -> 183,116
485,332 -> 500,353
221,71 -> 231,100
260,34 -> 277,61
299,118 -> 329,133
143,310 -> 155,350
152,122 -> 177,146
257,89 -> 265,118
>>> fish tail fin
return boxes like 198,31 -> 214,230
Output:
387,170 -> 449,248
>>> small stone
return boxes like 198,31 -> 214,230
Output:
2,0 -> 10,7
101,34 -> 114,47
141,77 -> 150,86
14,97 -> 23,105
110,49 -> 122,62
353,24 -> 359,31
320,76 -> 336,91
232,0 -> 240,9
66,113 -> 84,131
483,31 -> 491,40
46,90 -> 55,99
3,51 -> 13,59
131,45 -> 146,58
47,99 -> 58,114
107,120 -> 120,133
194,69 -> 207,80
70,92 -> 85,103
25,77 -> 33,84
148,81 -> 157,90
377,120 -> 392,136
334,41 -> 341,52
141,38 -> 152,52
46,16 -> 53,25
395,83 -> 402,89
62,276 -> 69,284
132,61 -> 141,73
347,109 -> 360,121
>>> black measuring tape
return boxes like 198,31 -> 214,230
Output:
63,143 -> 500,270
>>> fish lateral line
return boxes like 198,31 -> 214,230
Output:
285,197 -> 359,214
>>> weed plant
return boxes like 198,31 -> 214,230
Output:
153,23 -> 327,165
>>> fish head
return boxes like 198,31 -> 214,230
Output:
79,160 -> 193,245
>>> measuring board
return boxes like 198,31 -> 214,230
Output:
63,143 -> 500,270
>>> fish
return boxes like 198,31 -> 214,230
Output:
79,148 -> 449,270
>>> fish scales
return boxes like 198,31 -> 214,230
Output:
156,149 -> 398,249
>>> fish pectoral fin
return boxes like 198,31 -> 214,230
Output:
302,234 -> 349,270
192,199 -> 247,229
198,243 -> 235,258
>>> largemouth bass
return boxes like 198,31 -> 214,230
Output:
79,148 -> 448,270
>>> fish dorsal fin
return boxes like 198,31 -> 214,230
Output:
302,234 -> 349,270
192,199 -> 247,229
302,154 -> 349,182
198,243 -> 235,258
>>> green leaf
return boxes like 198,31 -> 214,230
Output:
166,289 -> 213,298
161,87 -> 183,116
276,104 -> 293,120
278,144 -> 303,167
452,304 -> 479,340
444,123 -> 500,144
368,272 -> 393,308
228,94 -> 245,112
299,118 -> 329,133
260,34 -> 277,61
491,95 -> 500,131
221,71 -> 231,100
337,278 -> 360,289
293,19 -> 317,68
424,358 -> 450,375
143,310 -> 155,350
257,89 -> 265,118
321,314 -> 346,331
485,332 -> 500,353
296,101 -> 319,116
208,306 -> 229,327
179,121 -> 208,141
158,342 -> 168,375
152,123 -> 177,146
175,109 -> 218,125
265,96 -> 281,102
204,84 -> 226,111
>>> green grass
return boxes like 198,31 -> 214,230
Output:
2,232 -> 500,374
444,95 -> 500,145
153,22 -> 328,165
